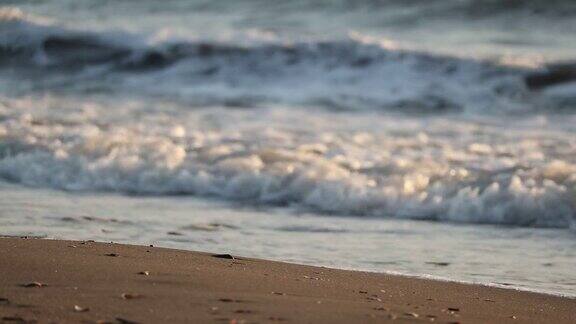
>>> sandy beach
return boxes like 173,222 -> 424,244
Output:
0,237 -> 574,324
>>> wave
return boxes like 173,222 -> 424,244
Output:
0,9 -> 575,228
3,7 -> 564,114
0,96 -> 575,229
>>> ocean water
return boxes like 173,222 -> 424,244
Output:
1,1 -> 576,296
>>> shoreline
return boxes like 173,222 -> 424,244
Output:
347,269 -> 576,300
1,237 -> 574,323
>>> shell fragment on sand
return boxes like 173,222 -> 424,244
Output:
74,305 -> 89,312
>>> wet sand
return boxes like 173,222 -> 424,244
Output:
0,237 -> 574,324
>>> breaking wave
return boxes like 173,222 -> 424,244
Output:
0,97 -> 575,229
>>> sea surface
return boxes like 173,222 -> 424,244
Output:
1,1 -> 576,296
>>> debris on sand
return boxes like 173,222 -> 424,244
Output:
115,317 -> 140,324
212,254 -> 235,260
74,305 -> 89,312
121,293 -> 142,300
234,309 -> 253,314
218,298 -> 243,303
228,319 -> 246,324
20,282 -> 47,288
268,316 -> 287,321
2,316 -> 27,322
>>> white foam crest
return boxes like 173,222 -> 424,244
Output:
0,97 -> 575,228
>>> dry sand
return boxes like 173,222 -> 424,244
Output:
0,237 -> 574,323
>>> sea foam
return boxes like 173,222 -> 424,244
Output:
0,97 -> 575,228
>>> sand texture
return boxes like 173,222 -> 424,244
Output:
0,237 -> 574,323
